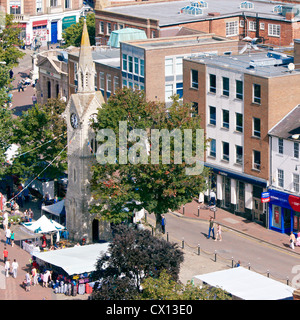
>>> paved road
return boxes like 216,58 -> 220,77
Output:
149,212 -> 300,286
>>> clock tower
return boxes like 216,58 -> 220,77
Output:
63,19 -> 110,243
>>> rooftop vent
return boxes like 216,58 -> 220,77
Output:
208,12 -> 220,16
273,5 -> 282,14
240,1 -> 254,10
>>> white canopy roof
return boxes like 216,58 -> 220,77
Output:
33,243 -> 110,275
194,267 -> 294,300
22,215 -> 65,234
42,200 -> 65,216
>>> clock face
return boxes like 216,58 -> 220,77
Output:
70,113 -> 79,129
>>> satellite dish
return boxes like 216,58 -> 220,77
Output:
288,63 -> 295,72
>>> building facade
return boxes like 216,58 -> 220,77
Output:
183,50 -> 300,225
0,0 -> 86,46
268,105 -> 300,234
95,0 -> 300,47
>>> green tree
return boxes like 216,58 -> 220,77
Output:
90,87 -> 209,228
8,98 -> 67,183
139,269 -> 232,300
62,13 -> 95,47
0,14 -> 25,67
91,224 -> 184,300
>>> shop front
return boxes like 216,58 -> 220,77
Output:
268,189 -> 300,234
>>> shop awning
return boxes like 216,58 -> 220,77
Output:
194,267 -> 294,300
22,215 -> 65,234
33,20 -> 47,27
32,243 -> 110,275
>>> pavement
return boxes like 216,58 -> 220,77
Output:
173,198 -> 299,255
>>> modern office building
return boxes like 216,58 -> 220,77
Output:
183,49 -> 300,225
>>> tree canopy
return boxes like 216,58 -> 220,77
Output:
90,87 -> 209,228
7,98 -> 67,183
91,224 -> 184,300
62,13 -> 95,47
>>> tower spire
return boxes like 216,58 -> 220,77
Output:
77,18 -> 95,93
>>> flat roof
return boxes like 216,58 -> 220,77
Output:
129,35 -> 234,50
70,46 -> 120,68
105,0 -> 293,27
186,51 -> 299,77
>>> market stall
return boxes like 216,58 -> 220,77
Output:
41,199 -> 65,225
194,267 -> 294,300
21,215 -> 65,252
32,242 -> 110,295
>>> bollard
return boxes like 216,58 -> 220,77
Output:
183,205 -> 185,216
232,257 -> 234,268
287,276 -> 289,286
248,263 -> 251,270
167,232 -> 169,242
214,250 -> 217,262
267,270 -> 270,278
198,206 -> 200,217
198,244 -> 200,255
182,238 -> 184,249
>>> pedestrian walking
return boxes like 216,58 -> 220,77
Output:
3,247 -> 8,264
42,270 -> 50,288
11,230 -> 15,247
209,189 -> 216,206
25,272 -> 31,292
31,266 -> 38,286
17,80 -> 24,92
161,214 -> 166,234
11,259 -> 18,278
215,224 -> 222,241
207,217 -> 215,239
290,231 -> 296,249
5,227 -> 11,245
32,94 -> 37,105
5,259 -> 10,277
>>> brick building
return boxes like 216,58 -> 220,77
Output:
0,0 -> 86,46
94,0 -> 300,47
183,49 -> 300,225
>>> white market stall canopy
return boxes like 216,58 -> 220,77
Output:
32,243 -> 110,275
194,267 -> 294,300
42,200 -> 65,217
22,215 -> 65,234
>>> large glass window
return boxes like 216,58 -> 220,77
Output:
165,58 -> 173,76
268,24 -> 280,37
253,118 -> 261,138
278,138 -> 284,154
65,0 -> 70,8
107,74 -> 112,92
236,145 -> 243,165
294,142 -> 299,159
226,21 -> 238,36
253,83 -> 261,104
209,106 -> 216,126
210,139 -> 216,158
209,74 -> 216,93
175,57 -> 183,75
222,77 -> 229,96
222,109 -> 229,129
236,80 -> 243,100
128,56 -> 133,73
36,0 -> 42,12
122,54 -> 127,71
222,142 -> 229,161
99,72 -> 105,90
134,57 -> 139,74
294,173 -> 300,193
10,1 -> 21,14
253,150 -> 261,170
278,169 -> 284,188
191,69 -> 198,89
140,59 -> 144,77
50,0 -> 57,6
236,113 -> 243,132
165,84 -> 173,101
